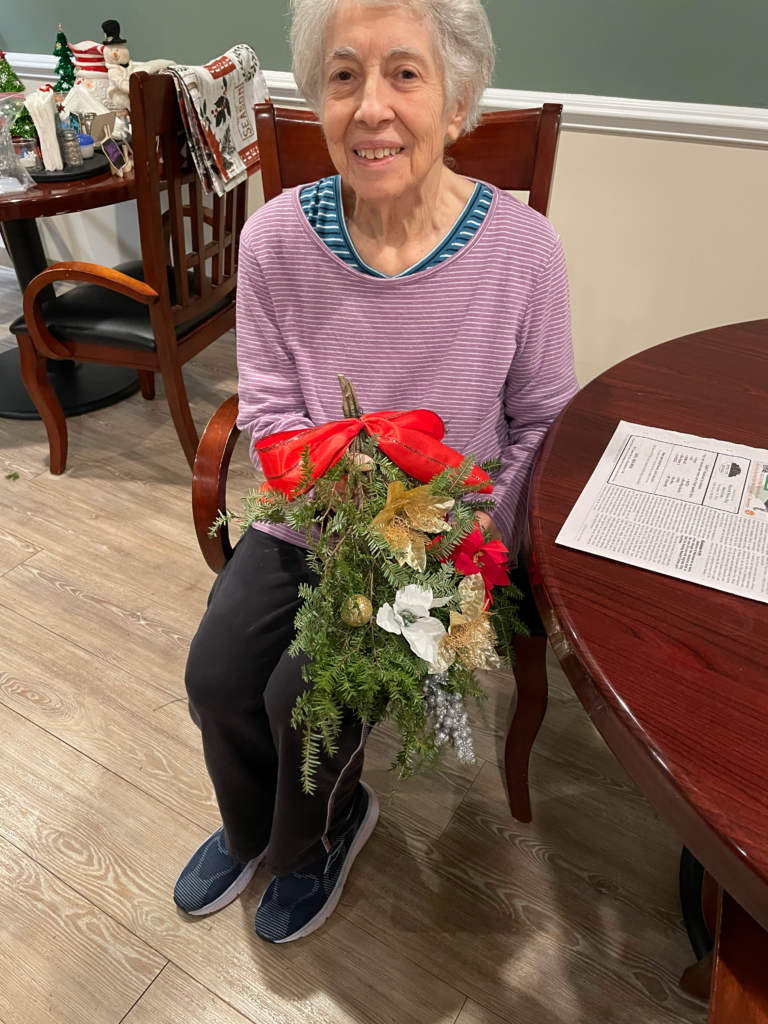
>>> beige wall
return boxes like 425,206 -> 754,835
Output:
5,131 -> 767,386
547,132 -> 768,384
246,131 -> 768,385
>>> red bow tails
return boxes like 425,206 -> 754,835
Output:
255,409 -> 492,496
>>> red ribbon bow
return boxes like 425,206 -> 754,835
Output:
255,409 -> 493,496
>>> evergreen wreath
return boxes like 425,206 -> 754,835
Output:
215,377 -> 528,793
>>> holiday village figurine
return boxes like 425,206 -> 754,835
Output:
68,20 -> 175,112
10,106 -> 37,141
0,50 -> 25,93
67,34 -> 111,108
102,21 -> 176,108
0,51 -> 35,140
102,21 -> 132,112
67,21 -> 130,111
53,25 -> 76,94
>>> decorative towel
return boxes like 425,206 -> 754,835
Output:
165,44 -> 268,196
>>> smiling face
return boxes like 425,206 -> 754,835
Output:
104,44 -> 130,66
320,2 -> 466,203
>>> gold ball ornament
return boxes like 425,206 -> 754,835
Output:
340,594 -> 373,627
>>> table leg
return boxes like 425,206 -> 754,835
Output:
504,634 -> 549,822
0,219 -> 139,420
680,950 -> 714,1002
708,888 -> 768,1023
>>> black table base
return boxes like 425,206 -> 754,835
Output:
0,218 -> 141,421
0,348 -> 139,420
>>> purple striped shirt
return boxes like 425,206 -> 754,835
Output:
236,183 -> 579,557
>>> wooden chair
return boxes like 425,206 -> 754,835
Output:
11,71 -> 248,473
254,102 -> 561,213
192,101 -> 563,824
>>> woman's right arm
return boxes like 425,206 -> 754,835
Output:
235,234 -> 315,469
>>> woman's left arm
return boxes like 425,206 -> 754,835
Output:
235,231 -> 316,459
489,237 -> 579,558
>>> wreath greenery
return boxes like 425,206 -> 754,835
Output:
215,382 -> 528,792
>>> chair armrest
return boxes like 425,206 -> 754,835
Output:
22,261 -> 159,360
192,393 -> 241,573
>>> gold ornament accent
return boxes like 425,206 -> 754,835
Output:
442,610 -> 500,671
432,573 -> 498,671
340,594 -> 373,627
457,573 -> 485,623
370,481 -> 454,572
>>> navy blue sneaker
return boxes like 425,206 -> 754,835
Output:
174,827 -> 267,915
254,782 -> 379,943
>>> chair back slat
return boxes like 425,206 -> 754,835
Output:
211,194 -> 227,286
233,182 -> 247,274
527,105 -> 562,216
254,101 -> 563,216
224,190 -> 237,278
130,71 -> 247,321
254,105 -> 287,200
189,176 -> 210,298
165,137 -> 189,306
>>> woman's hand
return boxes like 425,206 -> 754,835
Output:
330,453 -> 373,508
476,511 -> 502,543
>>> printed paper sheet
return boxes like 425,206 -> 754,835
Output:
556,421 -> 768,603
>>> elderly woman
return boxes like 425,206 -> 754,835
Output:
175,0 -> 578,943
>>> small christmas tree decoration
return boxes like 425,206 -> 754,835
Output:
10,106 -> 37,139
0,51 -> 25,93
53,26 -> 76,93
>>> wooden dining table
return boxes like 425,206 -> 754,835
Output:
528,319 -> 768,1023
0,168 -> 138,419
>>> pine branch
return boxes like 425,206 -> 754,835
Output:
214,406 -> 535,790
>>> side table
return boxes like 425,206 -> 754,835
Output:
528,320 -> 768,1022
0,169 -> 139,419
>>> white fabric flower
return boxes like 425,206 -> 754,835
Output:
376,584 -> 451,668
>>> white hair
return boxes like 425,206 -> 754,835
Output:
290,0 -> 495,134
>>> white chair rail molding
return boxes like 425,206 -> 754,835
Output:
6,50 -> 767,386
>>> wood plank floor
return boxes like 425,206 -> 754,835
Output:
0,321 -> 707,1023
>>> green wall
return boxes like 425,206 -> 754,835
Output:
3,0 -> 766,108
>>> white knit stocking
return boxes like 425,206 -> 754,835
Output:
25,90 -> 63,172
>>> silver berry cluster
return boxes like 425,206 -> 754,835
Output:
423,672 -> 476,765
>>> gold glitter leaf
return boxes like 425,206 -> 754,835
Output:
370,481 -> 453,572
457,573 -> 485,622
441,611 -> 500,671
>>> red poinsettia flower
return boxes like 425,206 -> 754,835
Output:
443,527 -> 510,605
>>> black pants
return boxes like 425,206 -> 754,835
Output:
185,528 -> 368,875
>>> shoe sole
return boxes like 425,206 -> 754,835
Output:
272,782 -> 380,943
182,846 -> 268,917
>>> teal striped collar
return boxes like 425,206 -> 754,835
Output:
299,175 -> 493,278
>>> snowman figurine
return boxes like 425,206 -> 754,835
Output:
102,20 -> 133,111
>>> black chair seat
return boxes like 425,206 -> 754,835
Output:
10,260 -> 232,351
